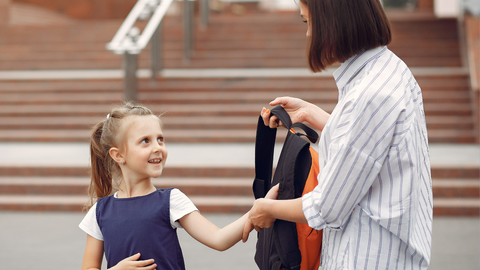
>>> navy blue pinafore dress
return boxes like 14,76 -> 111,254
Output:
96,188 -> 186,269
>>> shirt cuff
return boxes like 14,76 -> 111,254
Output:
302,191 -> 327,230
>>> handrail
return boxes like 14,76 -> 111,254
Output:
106,0 -> 174,54
106,0 -> 208,101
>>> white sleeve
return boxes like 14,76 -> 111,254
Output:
170,188 -> 198,229
78,203 -> 104,241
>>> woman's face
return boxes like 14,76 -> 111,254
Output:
299,1 -> 311,37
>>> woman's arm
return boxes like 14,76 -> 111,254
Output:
81,235 -> 157,270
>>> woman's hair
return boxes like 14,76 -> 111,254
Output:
86,102 -> 162,209
301,0 -> 392,72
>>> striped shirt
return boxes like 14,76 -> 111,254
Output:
302,46 -> 433,270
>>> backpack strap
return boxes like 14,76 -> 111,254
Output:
271,106 -> 319,144
253,113 -> 277,199
253,105 -> 318,199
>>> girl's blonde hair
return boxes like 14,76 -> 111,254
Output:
86,102 -> 162,209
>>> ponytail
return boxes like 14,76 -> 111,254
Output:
85,121 -> 113,210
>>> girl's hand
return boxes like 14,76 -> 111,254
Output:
111,253 -> 157,270
265,184 -> 279,200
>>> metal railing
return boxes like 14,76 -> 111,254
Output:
107,0 -> 209,101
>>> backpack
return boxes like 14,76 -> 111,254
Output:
253,105 -> 322,270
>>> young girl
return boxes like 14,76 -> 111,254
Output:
79,103 -> 276,270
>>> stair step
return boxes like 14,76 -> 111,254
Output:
0,88 -> 472,105
2,177 -> 477,198
0,177 -> 254,196
0,194 -> 253,213
433,198 -> 480,216
0,103 -> 337,117
0,116 -> 474,131
0,166 -> 255,178
0,128 -> 474,143
431,165 -> 479,179
0,90 -> 339,105
432,179 -> 480,198
426,129 -> 476,143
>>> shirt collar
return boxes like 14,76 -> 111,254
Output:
333,46 -> 387,91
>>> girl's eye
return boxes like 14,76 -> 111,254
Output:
302,20 -> 307,23
157,137 -> 164,143
141,138 -> 149,144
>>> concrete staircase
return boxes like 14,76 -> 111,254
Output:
0,4 -> 477,215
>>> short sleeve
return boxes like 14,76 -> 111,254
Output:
78,203 -> 104,241
170,188 -> 198,229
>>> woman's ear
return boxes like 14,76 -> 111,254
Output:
109,147 -> 124,164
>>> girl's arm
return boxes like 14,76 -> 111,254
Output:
81,235 -> 104,270
179,211 -> 249,251
179,184 -> 279,251
81,235 -> 157,270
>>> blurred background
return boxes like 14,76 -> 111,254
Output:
0,0 -> 478,269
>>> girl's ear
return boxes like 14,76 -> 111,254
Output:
109,147 -> 124,164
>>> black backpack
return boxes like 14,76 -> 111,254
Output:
253,105 -> 322,270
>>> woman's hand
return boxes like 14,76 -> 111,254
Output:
261,97 -> 310,128
111,253 -> 157,270
261,96 -> 330,131
242,197 -> 307,242
242,198 -> 276,242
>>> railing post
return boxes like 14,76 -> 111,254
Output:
123,52 -> 138,102
200,0 -> 209,29
183,0 -> 194,63
151,23 -> 163,81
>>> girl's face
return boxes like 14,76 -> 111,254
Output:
120,115 -> 168,181
299,1 -> 312,37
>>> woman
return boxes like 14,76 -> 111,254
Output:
242,0 -> 433,269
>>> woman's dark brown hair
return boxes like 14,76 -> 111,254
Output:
300,0 -> 392,72
86,102 -> 162,210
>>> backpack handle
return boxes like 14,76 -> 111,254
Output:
270,105 -> 319,144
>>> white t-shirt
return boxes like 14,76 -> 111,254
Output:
79,188 -> 197,241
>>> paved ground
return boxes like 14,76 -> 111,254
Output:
0,212 -> 478,270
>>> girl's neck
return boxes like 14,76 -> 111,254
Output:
117,178 -> 156,198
